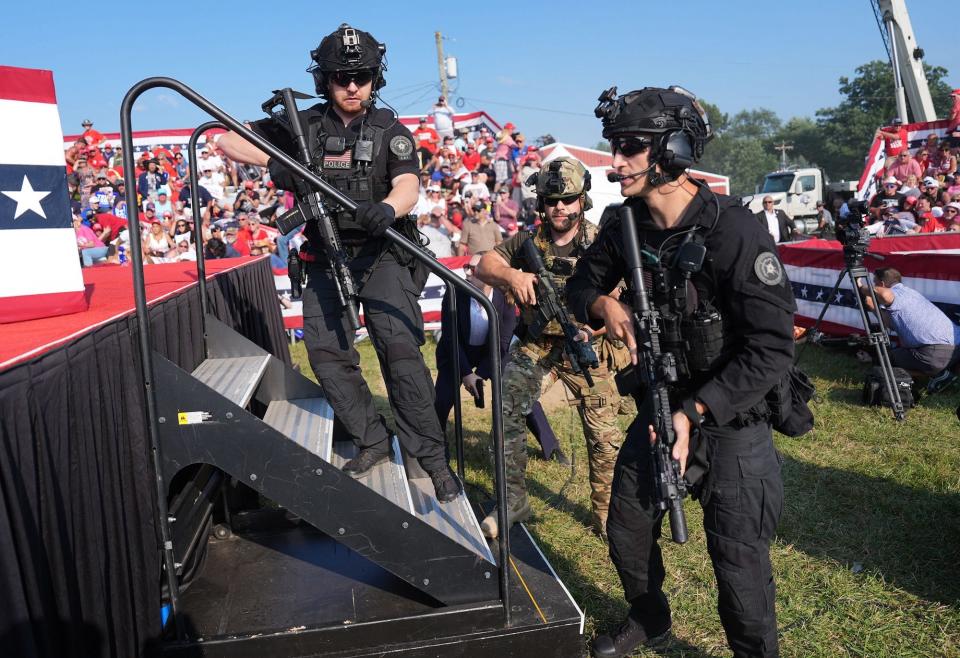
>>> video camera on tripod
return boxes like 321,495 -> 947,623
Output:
834,199 -> 872,261
803,198 -> 906,420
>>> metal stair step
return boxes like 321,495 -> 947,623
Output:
262,398 -> 334,462
330,437 -> 414,514
191,355 -> 270,408
407,474 -> 496,565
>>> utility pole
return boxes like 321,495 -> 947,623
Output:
774,142 -> 794,170
434,31 -> 448,99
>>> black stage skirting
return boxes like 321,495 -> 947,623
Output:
0,258 -> 290,658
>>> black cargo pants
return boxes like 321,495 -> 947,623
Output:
302,251 -> 447,473
606,412 -> 783,658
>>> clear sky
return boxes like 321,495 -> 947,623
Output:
2,0 -> 956,146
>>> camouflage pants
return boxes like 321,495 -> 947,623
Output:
499,339 -> 622,533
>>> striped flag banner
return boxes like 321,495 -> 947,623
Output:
0,66 -> 87,322
781,234 -> 960,336
274,255 -> 472,333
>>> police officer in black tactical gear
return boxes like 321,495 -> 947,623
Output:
566,86 -> 796,658
218,24 -> 461,503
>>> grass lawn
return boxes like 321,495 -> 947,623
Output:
290,337 -> 960,657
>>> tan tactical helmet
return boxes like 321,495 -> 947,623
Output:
531,156 -> 593,212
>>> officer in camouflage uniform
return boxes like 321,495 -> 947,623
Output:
476,157 -> 622,539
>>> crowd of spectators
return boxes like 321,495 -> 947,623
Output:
864,99 -> 960,236
66,119 -> 295,268
410,97 -> 548,258
67,104 -> 542,268
67,93 -> 960,268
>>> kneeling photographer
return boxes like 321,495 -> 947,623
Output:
860,267 -> 960,391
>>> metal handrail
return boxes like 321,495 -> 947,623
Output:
119,77 -> 512,632
448,287 -> 466,480
186,121 -> 224,358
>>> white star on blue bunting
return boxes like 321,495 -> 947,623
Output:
1,175 -> 50,220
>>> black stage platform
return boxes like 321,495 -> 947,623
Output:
0,258 -> 291,658
160,516 -> 583,657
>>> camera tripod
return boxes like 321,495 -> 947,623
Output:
805,247 -> 905,421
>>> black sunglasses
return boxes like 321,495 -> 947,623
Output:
544,195 -> 580,207
610,136 -> 652,157
330,70 -> 374,87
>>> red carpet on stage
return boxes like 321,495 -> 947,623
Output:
0,257 -> 263,370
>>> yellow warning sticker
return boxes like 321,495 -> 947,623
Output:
178,411 -> 211,425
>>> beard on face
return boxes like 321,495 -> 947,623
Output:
548,210 -> 579,233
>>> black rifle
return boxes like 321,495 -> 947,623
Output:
518,238 -> 599,387
262,88 -> 361,330
618,205 -> 689,544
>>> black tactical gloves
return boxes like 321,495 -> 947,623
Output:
355,201 -> 396,237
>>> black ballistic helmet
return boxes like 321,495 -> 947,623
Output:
595,85 -> 713,166
308,24 -> 386,97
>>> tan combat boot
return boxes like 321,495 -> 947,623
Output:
480,497 -> 532,539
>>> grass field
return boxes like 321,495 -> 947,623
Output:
290,338 -> 960,657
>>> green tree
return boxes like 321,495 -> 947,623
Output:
594,140 -> 611,153
727,108 -> 782,142
814,60 -> 953,180
697,102 -> 779,195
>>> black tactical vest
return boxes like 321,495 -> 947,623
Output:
635,221 -> 729,390
306,106 -> 395,245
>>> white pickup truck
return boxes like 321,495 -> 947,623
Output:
742,167 -> 857,236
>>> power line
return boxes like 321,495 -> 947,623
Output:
388,79 -> 438,93
383,81 -> 437,103
397,86 -> 440,113
458,96 -> 594,118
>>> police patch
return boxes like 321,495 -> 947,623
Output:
754,252 -> 784,286
389,135 -> 414,160
323,152 -> 353,170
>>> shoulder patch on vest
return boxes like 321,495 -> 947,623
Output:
754,251 -> 784,286
389,135 -> 414,160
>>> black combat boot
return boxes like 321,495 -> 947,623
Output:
428,466 -> 462,503
591,614 -> 671,658
342,445 -> 390,477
